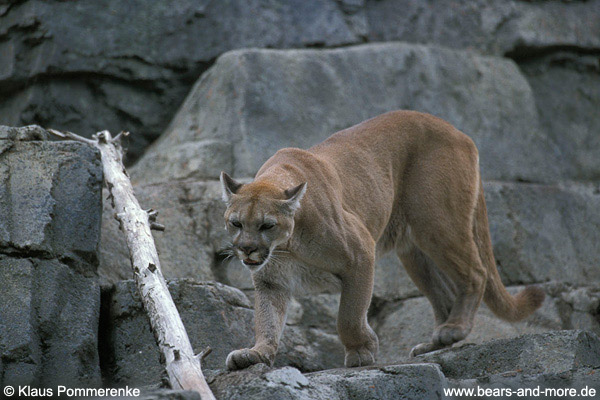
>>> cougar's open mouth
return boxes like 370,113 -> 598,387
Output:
243,259 -> 262,266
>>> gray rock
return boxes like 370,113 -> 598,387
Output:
416,330 -> 600,380
486,181 -> 600,286
99,181 -> 224,284
207,331 -> 600,399
101,280 -> 354,385
0,0 -> 362,162
374,283 -> 600,365
265,366 -> 310,389
208,363 -> 448,400
103,279 -> 345,386
0,124 -> 47,141
0,127 -> 103,387
364,0 -> 600,56
133,44 -> 562,184
105,389 -> 201,400
277,325 -> 344,372
292,294 -> 340,334
0,256 -> 101,387
2,0 -> 598,164
0,130 -> 102,268
0,258 -> 41,386
373,252 -> 421,303
450,367 -> 600,400
373,285 -> 562,364
102,280 -> 253,386
519,53 -> 600,180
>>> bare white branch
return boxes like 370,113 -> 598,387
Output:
112,130 -> 130,143
48,128 -> 215,400
48,128 -> 96,145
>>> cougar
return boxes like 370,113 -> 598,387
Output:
219,110 -> 545,369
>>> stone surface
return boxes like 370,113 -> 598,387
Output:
415,330 -> 600,380
365,0 -> 600,56
109,389 -> 202,400
0,126 -> 103,387
102,279 -> 344,386
486,181 -> 600,286
133,44 -> 562,184
0,124 -> 48,141
2,1 -> 598,164
98,181 -> 223,285
0,0 -> 363,163
208,363 -> 448,400
372,285 -> 563,364
519,53 -> 600,180
0,128 -> 102,269
102,280 -> 253,386
103,275 -> 600,389
449,367 -> 600,399
207,329 -> 600,400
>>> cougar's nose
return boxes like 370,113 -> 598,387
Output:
240,245 -> 258,256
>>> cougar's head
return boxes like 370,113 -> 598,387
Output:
219,172 -> 307,272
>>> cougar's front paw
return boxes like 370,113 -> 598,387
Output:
226,348 -> 271,370
344,346 -> 376,368
343,327 -> 379,368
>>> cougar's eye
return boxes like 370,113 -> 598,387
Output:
230,220 -> 242,228
259,222 -> 276,231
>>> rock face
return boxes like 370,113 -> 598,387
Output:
101,280 -> 345,387
2,0 -> 598,166
373,283 -> 600,364
0,0 -> 364,163
0,126 -> 103,387
485,182 -> 600,286
519,54 -> 600,180
0,127 -> 102,265
102,280 -> 254,386
365,0 -> 600,56
98,181 -> 224,285
209,363 -> 447,400
206,331 -> 600,400
133,44 -> 561,184
102,278 -> 600,387
415,330 -> 600,380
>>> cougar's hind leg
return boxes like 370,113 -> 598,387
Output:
426,240 -> 486,348
402,136 -> 486,354
397,246 -> 457,356
407,218 -> 487,352
398,246 -> 456,325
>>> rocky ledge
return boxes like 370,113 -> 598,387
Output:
128,330 -> 599,400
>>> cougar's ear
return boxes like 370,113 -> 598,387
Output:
220,171 -> 243,203
282,182 -> 307,214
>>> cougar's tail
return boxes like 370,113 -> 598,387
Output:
474,182 -> 545,322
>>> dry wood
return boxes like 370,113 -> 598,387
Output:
49,129 -> 216,400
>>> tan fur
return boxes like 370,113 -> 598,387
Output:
220,110 -> 545,370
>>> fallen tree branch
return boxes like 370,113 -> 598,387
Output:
49,129 -> 216,400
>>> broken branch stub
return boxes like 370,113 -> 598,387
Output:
48,129 -> 215,400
